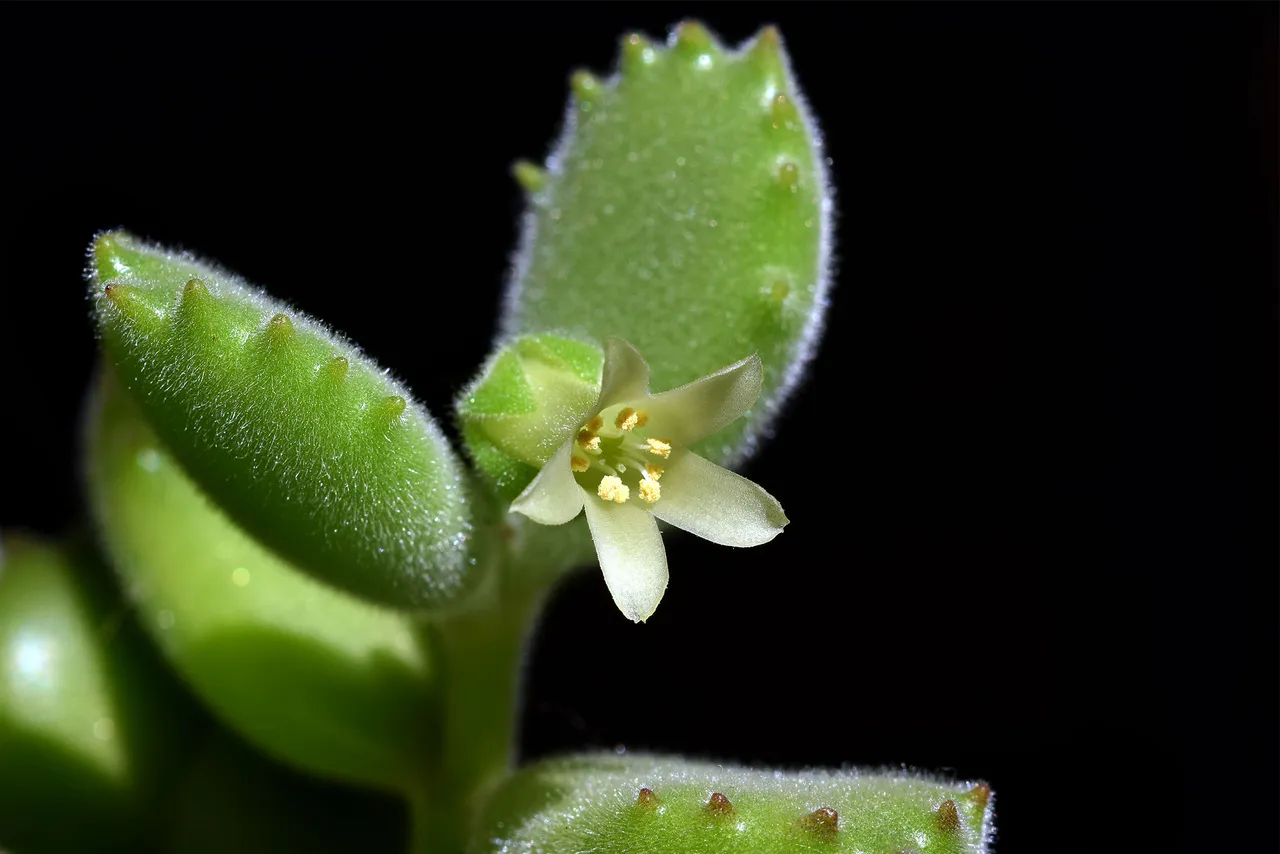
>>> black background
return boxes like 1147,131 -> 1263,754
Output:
2,4 -> 1276,853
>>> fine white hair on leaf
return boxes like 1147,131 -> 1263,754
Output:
496,22 -> 836,471
86,230 -> 474,606
479,752 -> 994,854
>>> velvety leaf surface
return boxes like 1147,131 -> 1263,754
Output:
84,370 -> 438,791
474,754 -> 993,854
89,230 -> 474,609
502,22 -> 833,465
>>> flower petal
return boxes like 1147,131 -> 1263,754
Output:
582,497 -> 669,623
597,337 -> 651,408
649,449 -> 787,547
641,353 -> 763,446
509,441 -> 585,525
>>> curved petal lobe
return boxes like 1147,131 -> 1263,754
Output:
642,354 -> 763,446
598,338 -> 651,408
510,441 -> 585,525
649,449 -> 787,547
582,498 -> 668,623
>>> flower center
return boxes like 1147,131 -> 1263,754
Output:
569,405 -> 669,504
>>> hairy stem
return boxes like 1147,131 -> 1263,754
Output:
410,574 -> 544,854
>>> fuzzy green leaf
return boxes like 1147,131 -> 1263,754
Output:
473,754 -> 994,854
502,22 -> 832,465
83,369 -> 438,791
88,230 -> 475,609
0,535 -> 197,853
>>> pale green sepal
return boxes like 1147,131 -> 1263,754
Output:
651,449 -> 787,547
581,499 -> 668,623
460,422 -> 542,503
458,335 -> 604,495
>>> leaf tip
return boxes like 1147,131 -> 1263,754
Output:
620,32 -> 657,72
672,20 -> 716,57
769,93 -> 800,130
799,806 -> 839,837
322,355 -> 350,381
744,25 -> 786,77
182,277 -> 210,301
635,787 -> 659,810
263,312 -> 296,345
934,798 -> 961,832
512,159 -> 548,194
90,229 -> 133,282
704,791 -> 734,817
570,70 -> 602,104
378,394 -> 408,423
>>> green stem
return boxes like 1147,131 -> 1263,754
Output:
410,585 -> 543,854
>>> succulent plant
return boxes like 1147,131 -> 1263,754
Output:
1,20 -> 993,854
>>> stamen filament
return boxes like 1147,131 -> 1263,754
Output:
590,459 -> 618,476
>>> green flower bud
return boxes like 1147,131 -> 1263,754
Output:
457,334 -> 604,500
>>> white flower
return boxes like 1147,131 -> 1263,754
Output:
511,338 -> 787,622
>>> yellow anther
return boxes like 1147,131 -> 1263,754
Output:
639,479 -> 661,503
635,411 -> 649,427
577,430 -> 601,453
645,463 -> 664,481
587,415 -> 604,432
646,438 -> 672,458
570,455 -> 590,472
597,475 -> 630,503
615,407 -> 639,431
